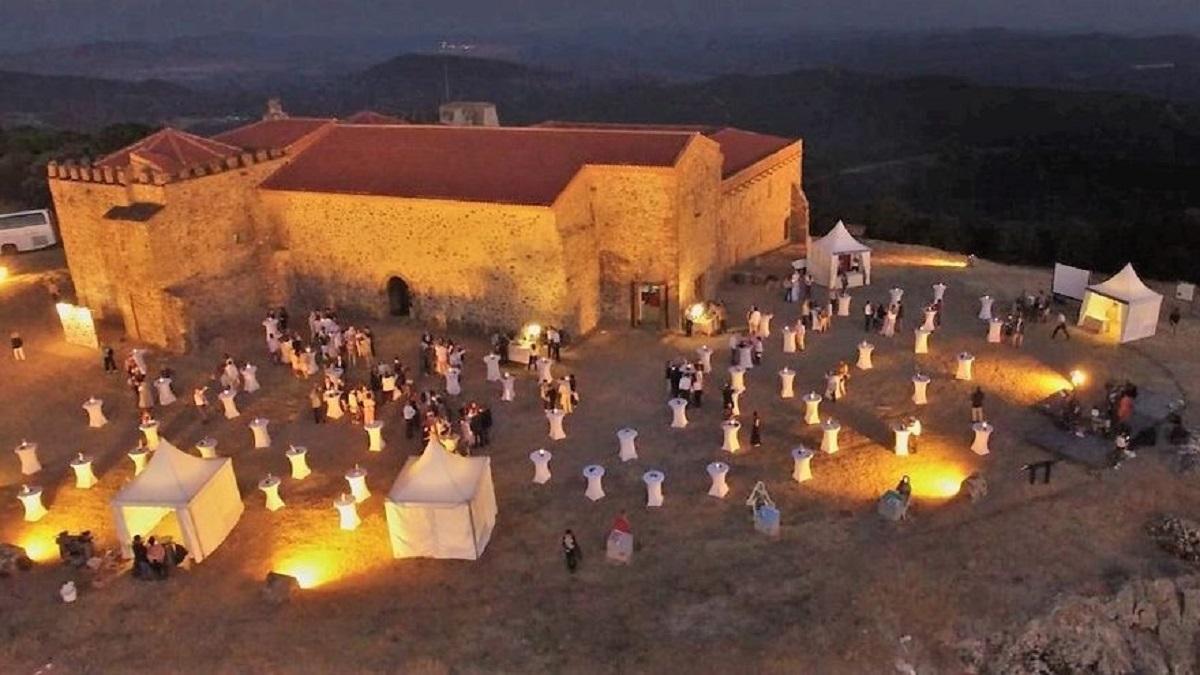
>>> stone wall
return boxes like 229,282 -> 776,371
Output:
584,166 -> 680,326
551,171 -> 602,333
259,191 -> 575,333
718,143 -> 805,270
673,137 -> 725,323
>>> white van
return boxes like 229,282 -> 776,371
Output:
0,209 -> 57,254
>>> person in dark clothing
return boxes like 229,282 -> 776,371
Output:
667,363 -> 682,400
750,411 -> 762,447
1022,460 -> 1058,484
896,475 -> 912,500
309,386 -> 324,424
102,346 -> 118,373
721,383 -> 734,410
562,529 -> 582,573
863,301 -> 874,332
131,535 -> 151,579
970,387 -> 985,422
1169,306 -> 1182,334
478,406 -> 493,446
1050,312 -> 1070,340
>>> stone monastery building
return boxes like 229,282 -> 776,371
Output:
48,110 -> 808,351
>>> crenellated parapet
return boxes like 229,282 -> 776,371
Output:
47,147 -> 287,187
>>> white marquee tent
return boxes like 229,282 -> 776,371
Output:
111,439 -> 244,563
385,437 -> 497,560
807,220 -> 872,288
1077,263 -> 1163,343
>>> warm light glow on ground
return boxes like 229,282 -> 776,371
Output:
273,551 -> 343,589
905,464 -> 969,499
875,252 -> 968,269
0,266 -> 9,282
18,531 -> 59,562
1069,369 -> 1087,388
522,323 -> 542,341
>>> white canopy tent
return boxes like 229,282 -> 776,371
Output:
807,220 -> 872,288
111,439 -> 244,563
1077,263 -> 1163,343
385,437 -> 497,560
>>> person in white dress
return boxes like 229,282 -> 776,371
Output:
747,306 -> 762,337
881,307 -> 897,337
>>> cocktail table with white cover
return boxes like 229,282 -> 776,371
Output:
82,398 -> 107,428
334,493 -> 361,530
643,470 -> 665,507
729,366 -> 747,392
13,439 -> 40,475
922,308 -> 937,332
890,287 -> 904,304
978,295 -> 993,321
987,318 -> 1003,343
971,422 -> 993,455
912,374 -> 931,405
483,354 -> 502,382
617,427 -> 638,461
154,378 -> 177,405
536,357 -> 554,383
445,367 -> 462,396
696,345 -> 713,373
500,373 -> 515,401
721,420 -> 741,453
324,391 -> 344,420
803,392 -> 822,425
195,437 -> 218,459
837,294 -> 852,316
345,465 -> 370,502
668,398 -> 689,429
933,282 -> 947,302
956,353 -> 975,381
707,461 -> 730,498
782,325 -> 797,353
583,464 -> 606,501
779,368 -> 796,399
249,417 -> 271,449
821,419 -> 842,454
139,420 -> 161,448
128,445 -> 150,475
892,422 -> 911,456
758,313 -> 773,339
259,475 -> 284,511
285,445 -> 312,480
547,408 -> 567,440
914,328 -> 931,354
791,446 -> 814,483
530,449 -> 552,484
17,484 -> 47,522
365,421 -> 386,452
70,452 -> 98,489
219,389 -> 240,419
240,365 -> 260,393
857,341 -> 874,370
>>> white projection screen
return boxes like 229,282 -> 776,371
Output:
1053,263 -> 1091,301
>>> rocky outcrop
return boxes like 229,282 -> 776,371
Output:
972,575 -> 1200,674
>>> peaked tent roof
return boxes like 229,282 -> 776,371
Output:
96,128 -> 242,174
260,124 -> 695,205
1088,263 -> 1161,302
211,117 -> 335,152
815,220 -> 870,255
113,439 -> 226,505
388,437 -> 488,504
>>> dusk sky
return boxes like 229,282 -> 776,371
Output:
1,0 -> 1198,48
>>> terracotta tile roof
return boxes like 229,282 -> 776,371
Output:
343,110 -> 408,125
96,128 -> 242,175
535,121 -> 796,178
260,125 -> 695,206
211,117 -> 334,152
707,128 -> 797,177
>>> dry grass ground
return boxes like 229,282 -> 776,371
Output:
1,243 -> 1198,674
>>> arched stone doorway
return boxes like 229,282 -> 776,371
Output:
387,276 -> 412,317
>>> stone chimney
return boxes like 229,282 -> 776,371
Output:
264,98 -> 289,121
